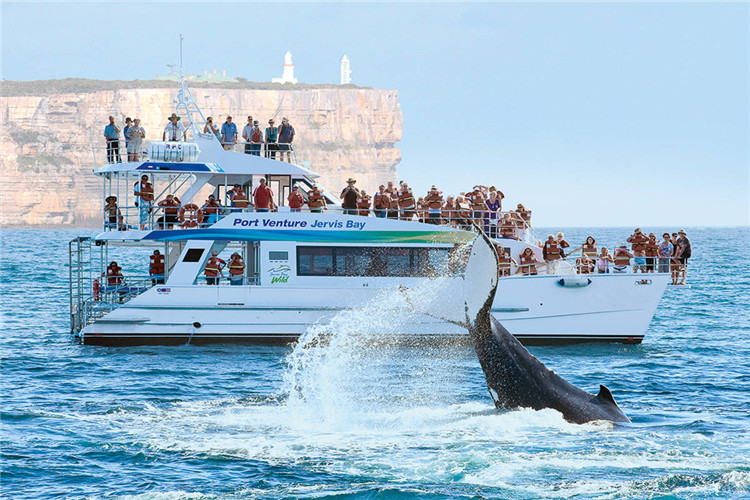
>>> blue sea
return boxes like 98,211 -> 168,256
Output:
1,227 -> 749,499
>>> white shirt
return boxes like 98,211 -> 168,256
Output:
164,121 -> 186,141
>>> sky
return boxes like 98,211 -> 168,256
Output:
2,1 -> 748,227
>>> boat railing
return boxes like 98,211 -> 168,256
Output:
222,142 -> 299,164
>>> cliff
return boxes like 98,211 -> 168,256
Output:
0,80 -> 402,227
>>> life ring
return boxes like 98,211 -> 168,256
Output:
179,204 -> 204,227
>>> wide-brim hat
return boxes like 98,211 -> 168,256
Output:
105,196 -> 116,202
168,113 -> 181,121
347,178 -> 356,183
678,229 -> 686,234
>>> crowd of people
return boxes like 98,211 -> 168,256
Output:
103,114 -> 296,163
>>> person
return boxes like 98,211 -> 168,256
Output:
442,196 -> 457,226
227,253 -> 245,286
467,187 -> 486,224
499,213 -> 518,239
542,234 -> 563,274
307,185 -> 326,212
340,178 -> 360,215
221,116 -> 238,150
162,113 -> 186,142
104,116 -> 121,163
149,250 -> 165,284
385,181 -> 400,219
627,228 -> 649,273
242,116 -> 254,154
675,229 -> 691,285
373,185 -> 389,218
670,232 -> 681,283
253,178 -> 275,212
202,195 -> 222,225
644,233 -> 659,273
156,194 -> 181,229
204,251 -> 225,285
106,261 -> 124,288
204,116 -> 221,141
484,190 -> 501,237
127,118 -> 145,161
597,247 -> 614,273
104,196 -> 123,230
658,233 -> 673,274
570,236 -> 597,271
229,184 -> 251,212
578,255 -> 595,274
613,245 -> 633,273
416,197 -> 427,222
277,117 -> 295,162
288,185 -> 305,212
251,120 -> 265,156
357,190 -> 372,216
518,247 -> 539,276
454,196 -> 472,229
133,174 -> 154,230
123,117 -> 133,152
265,119 -> 278,159
423,186 -> 444,224
515,203 -> 532,228
556,232 -> 570,254
398,182 -> 416,221
497,248 -> 518,277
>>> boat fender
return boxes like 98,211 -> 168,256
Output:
193,322 -> 202,328
557,277 -> 592,288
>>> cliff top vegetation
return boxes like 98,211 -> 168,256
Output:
1,78 -> 370,97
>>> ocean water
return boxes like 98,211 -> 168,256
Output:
1,227 -> 749,500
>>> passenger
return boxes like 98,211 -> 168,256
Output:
104,196 -> 123,230
613,245 -> 633,273
627,228 -> 649,273
484,190 -> 501,238
467,187 -> 487,224
577,255 -> 595,274
340,178 -> 360,215
556,232 -> 570,254
242,116 -> 254,154
398,182 -> 416,221
149,250 -> 165,284
416,197 -> 427,223
670,232 -> 680,283
229,184 -> 251,212
287,185 -> 305,212
202,194 -> 222,225
203,116 -> 221,141
204,251 -> 226,285
123,117 -> 133,152
442,196 -> 457,227
542,234 -> 563,274
385,181 -> 399,219
106,261 -> 123,287
127,118 -> 145,161
221,116 -> 238,150
277,117 -> 295,162
499,213 -> 518,240
518,248 -> 539,276
515,203 -> 532,228
597,247 -> 614,273
658,232 -> 673,274
133,174 -> 154,230
163,113 -> 186,142
227,253 -> 245,286
373,185 -> 389,218
104,115 -> 121,164
497,248 -> 518,277
157,194 -> 181,229
307,185 -> 327,213
249,120 -> 263,156
265,119 -> 278,159
570,236 -> 597,260
253,178 -> 275,212
645,233 -> 659,273
357,190 -> 372,216
675,229 -> 692,285
424,186 -> 444,224
455,196 -> 471,229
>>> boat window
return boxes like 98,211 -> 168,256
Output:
269,251 -> 289,261
297,246 -> 455,277
182,248 -> 205,263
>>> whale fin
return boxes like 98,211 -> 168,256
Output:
595,385 -> 618,406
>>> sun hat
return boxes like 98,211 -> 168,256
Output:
347,178 -> 356,183
168,113 -> 180,121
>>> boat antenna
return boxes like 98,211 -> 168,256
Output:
174,34 -> 209,137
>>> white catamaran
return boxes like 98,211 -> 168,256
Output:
69,78 -> 670,346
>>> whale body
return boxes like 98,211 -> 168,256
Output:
403,232 -> 630,424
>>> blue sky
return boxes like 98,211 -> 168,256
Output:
3,2 -> 748,227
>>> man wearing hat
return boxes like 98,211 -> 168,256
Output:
221,116 -> 238,150
163,113 -> 186,142
288,185 -> 305,212
675,230 -> 692,285
104,195 -> 122,230
103,116 -> 121,164
277,117 -> 295,163
265,119 -> 279,160
242,116 -> 254,154
249,120 -> 263,156
340,178 -> 360,215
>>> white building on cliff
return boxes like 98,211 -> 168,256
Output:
272,52 -> 298,84
340,55 -> 352,85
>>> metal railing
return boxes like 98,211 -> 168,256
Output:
222,142 -> 298,164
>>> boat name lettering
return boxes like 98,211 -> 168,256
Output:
232,218 -> 366,230
310,219 -> 366,230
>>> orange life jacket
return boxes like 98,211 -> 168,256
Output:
106,266 -> 123,285
614,250 -> 631,266
232,190 -> 250,208
500,221 -> 515,237
149,254 -> 165,275
544,241 -> 562,260
139,181 -> 154,202
519,253 -> 537,274
399,190 -> 415,208
228,258 -> 245,276
374,193 -> 390,209
308,192 -> 325,209
204,257 -> 226,277
582,243 -> 597,258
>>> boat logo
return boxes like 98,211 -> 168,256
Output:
269,265 -> 291,284
635,279 -> 652,285
157,287 -> 171,294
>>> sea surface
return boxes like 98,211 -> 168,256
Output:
1,227 -> 749,500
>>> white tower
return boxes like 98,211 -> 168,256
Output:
340,55 -> 352,85
272,51 -> 298,84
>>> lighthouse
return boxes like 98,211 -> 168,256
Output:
340,55 -> 351,85
272,51 -> 298,84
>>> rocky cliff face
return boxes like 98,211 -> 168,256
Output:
0,83 -> 402,227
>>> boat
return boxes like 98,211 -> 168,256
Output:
68,77 -> 671,346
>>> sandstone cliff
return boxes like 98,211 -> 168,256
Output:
0,81 -> 402,227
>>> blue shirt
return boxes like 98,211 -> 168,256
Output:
104,124 -> 120,140
123,125 -> 131,143
221,122 -> 238,143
